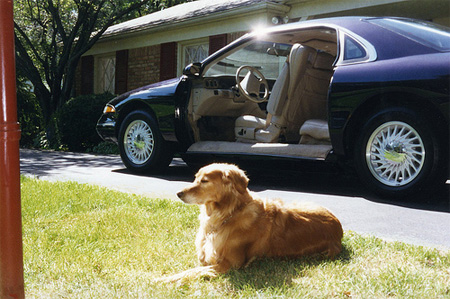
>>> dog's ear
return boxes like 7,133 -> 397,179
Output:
225,168 -> 249,194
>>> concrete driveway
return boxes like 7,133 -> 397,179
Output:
20,149 -> 450,250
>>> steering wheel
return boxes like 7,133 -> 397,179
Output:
235,65 -> 269,103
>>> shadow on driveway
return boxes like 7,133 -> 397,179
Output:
116,156 -> 450,214
20,149 -> 124,178
245,166 -> 450,213
21,149 -> 449,213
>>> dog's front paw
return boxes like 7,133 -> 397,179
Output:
154,266 -> 218,283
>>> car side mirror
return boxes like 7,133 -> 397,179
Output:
183,62 -> 201,77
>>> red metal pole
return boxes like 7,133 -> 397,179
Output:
0,0 -> 25,298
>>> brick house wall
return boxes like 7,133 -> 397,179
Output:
128,45 -> 161,91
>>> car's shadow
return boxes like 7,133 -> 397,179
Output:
20,149 -> 449,213
116,158 -> 450,214
112,157 -> 194,182
247,167 -> 450,213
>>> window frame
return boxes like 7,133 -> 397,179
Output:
336,28 -> 377,66
94,53 -> 116,94
177,38 -> 209,77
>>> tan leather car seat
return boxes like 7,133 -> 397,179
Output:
235,42 -> 336,144
284,49 -> 335,142
235,44 -> 314,143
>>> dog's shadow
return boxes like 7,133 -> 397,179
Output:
223,244 -> 352,290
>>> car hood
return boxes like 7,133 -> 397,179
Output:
109,77 -> 181,106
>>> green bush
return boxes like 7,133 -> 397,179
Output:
89,141 -> 120,155
16,83 -> 43,148
58,93 -> 114,152
40,115 -> 65,150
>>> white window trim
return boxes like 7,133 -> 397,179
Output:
177,38 -> 209,77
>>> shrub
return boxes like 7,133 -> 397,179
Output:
58,93 -> 114,152
89,141 -> 120,155
39,115 -> 65,150
16,82 -> 43,148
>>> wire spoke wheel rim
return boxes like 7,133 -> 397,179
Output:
123,120 -> 154,165
366,121 -> 425,187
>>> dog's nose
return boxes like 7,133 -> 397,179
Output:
177,191 -> 184,199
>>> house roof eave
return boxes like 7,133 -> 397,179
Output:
98,0 -> 291,42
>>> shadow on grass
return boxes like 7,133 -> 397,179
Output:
223,243 -> 353,291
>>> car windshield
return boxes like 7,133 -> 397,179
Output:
368,18 -> 450,51
204,41 -> 292,80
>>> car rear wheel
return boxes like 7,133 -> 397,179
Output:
354,107 -> 447,198
118,110 -> 173,172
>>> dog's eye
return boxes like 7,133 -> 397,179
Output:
201,179 -> 209,183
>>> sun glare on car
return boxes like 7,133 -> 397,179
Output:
251,25 -> 269,40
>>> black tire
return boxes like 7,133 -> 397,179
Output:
353,107 -> 447,198
118,110 -> 173,173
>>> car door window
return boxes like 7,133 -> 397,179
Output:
204,41 -> 291,80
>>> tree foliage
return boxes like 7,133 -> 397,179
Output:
14,0 -> 191,126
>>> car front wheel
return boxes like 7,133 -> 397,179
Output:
354,108 -> 446,198
118,110 -> 173,172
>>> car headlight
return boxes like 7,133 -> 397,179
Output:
103,104 -> 116,114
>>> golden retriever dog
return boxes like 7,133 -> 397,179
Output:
160,163 -> 343,282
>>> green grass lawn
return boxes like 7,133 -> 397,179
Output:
21,177 -> 450,298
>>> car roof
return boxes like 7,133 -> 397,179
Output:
256,16 -> 431,34
204,16 -> 443,65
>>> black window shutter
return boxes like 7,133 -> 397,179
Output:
115,50 -> 128,94
81,55 -> 94,95
160,42 -> 177,81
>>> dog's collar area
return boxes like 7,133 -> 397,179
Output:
208,202 -> 250,234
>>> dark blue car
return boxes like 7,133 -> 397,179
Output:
97,17 -> 450,198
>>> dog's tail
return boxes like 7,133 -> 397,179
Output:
154,266 -> 217,283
